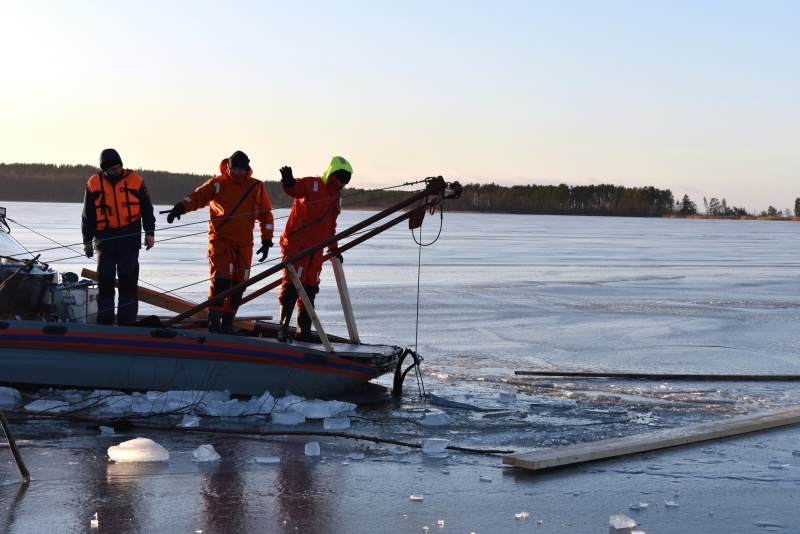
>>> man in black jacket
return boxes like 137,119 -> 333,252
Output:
81,148 -> 156,325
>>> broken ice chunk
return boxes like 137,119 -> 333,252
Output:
24,399 -> 69,413
305,442 -> 320,456
608,513 -> 636,532
271,411 -> 306,425
193,444 -> 221,462
179,414 -> 201,428
107,437 -> 169,462
768,458 -> 790,469
323,416 -> 350,430
421,438 -> 449,455
420,412 -> 454,426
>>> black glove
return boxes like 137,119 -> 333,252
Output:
256,240 -> 273,262
280,166 -> 295,188
328,249 -> 343,263
83,243 -> 94,258
167,203 -> 186,224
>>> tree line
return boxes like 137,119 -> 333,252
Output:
0,163 -> 791,218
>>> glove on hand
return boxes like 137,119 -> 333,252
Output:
83,243 -> 94,259
167,203 -> 186,224
256,240 -> 273,262
144,235 -> 155,250
280,166 -> 295,188
328,249 -> 343,263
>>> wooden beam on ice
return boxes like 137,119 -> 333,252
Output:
515,370 -> 800,381
503,406 -> 800,471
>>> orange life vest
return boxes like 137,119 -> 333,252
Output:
86,171 -> 145,230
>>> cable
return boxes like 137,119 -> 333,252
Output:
412,219 -> 427,399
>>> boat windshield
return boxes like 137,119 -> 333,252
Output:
0,230 -> 33,260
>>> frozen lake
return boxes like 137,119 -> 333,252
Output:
2,200 -> 800,533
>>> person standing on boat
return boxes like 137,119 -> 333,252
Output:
165,151 -> 274,334
81,148 -> 156,326
276,156 -> 352,342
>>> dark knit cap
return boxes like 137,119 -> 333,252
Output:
229,151 -> 250,169
99,148 -> 122,170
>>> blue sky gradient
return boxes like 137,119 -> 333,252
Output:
1,1 -> 797,212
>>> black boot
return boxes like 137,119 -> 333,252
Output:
295,308 -> 313,342
208,310 -> 222,333
221,312 -> 238,335
295,284 -> 318,342
277,284 -> 298,343
277,304 -> 293,343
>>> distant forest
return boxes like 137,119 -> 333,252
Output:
0,163 -> 787,218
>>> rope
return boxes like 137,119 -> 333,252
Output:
412,213 -> 428,399
411,197 -> 445,247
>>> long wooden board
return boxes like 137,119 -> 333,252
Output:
515,370 -> 800,381
80,269 -> 268,329
503,406 -> 800,471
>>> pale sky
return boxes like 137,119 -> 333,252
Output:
1,1 -> 798,212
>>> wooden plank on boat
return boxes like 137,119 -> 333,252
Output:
331,255 -> 360,343
502,406 -> 800,471
80,268 -> 263,330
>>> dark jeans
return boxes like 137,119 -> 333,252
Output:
96,241 -> 140,326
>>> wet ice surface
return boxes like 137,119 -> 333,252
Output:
4,203 -> 800,532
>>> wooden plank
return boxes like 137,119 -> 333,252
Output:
503,406 -> 800,471
515,370 -> 800,381
80,268 -> 261,330
285,264 -> 333,352
331,256 -> 360,343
